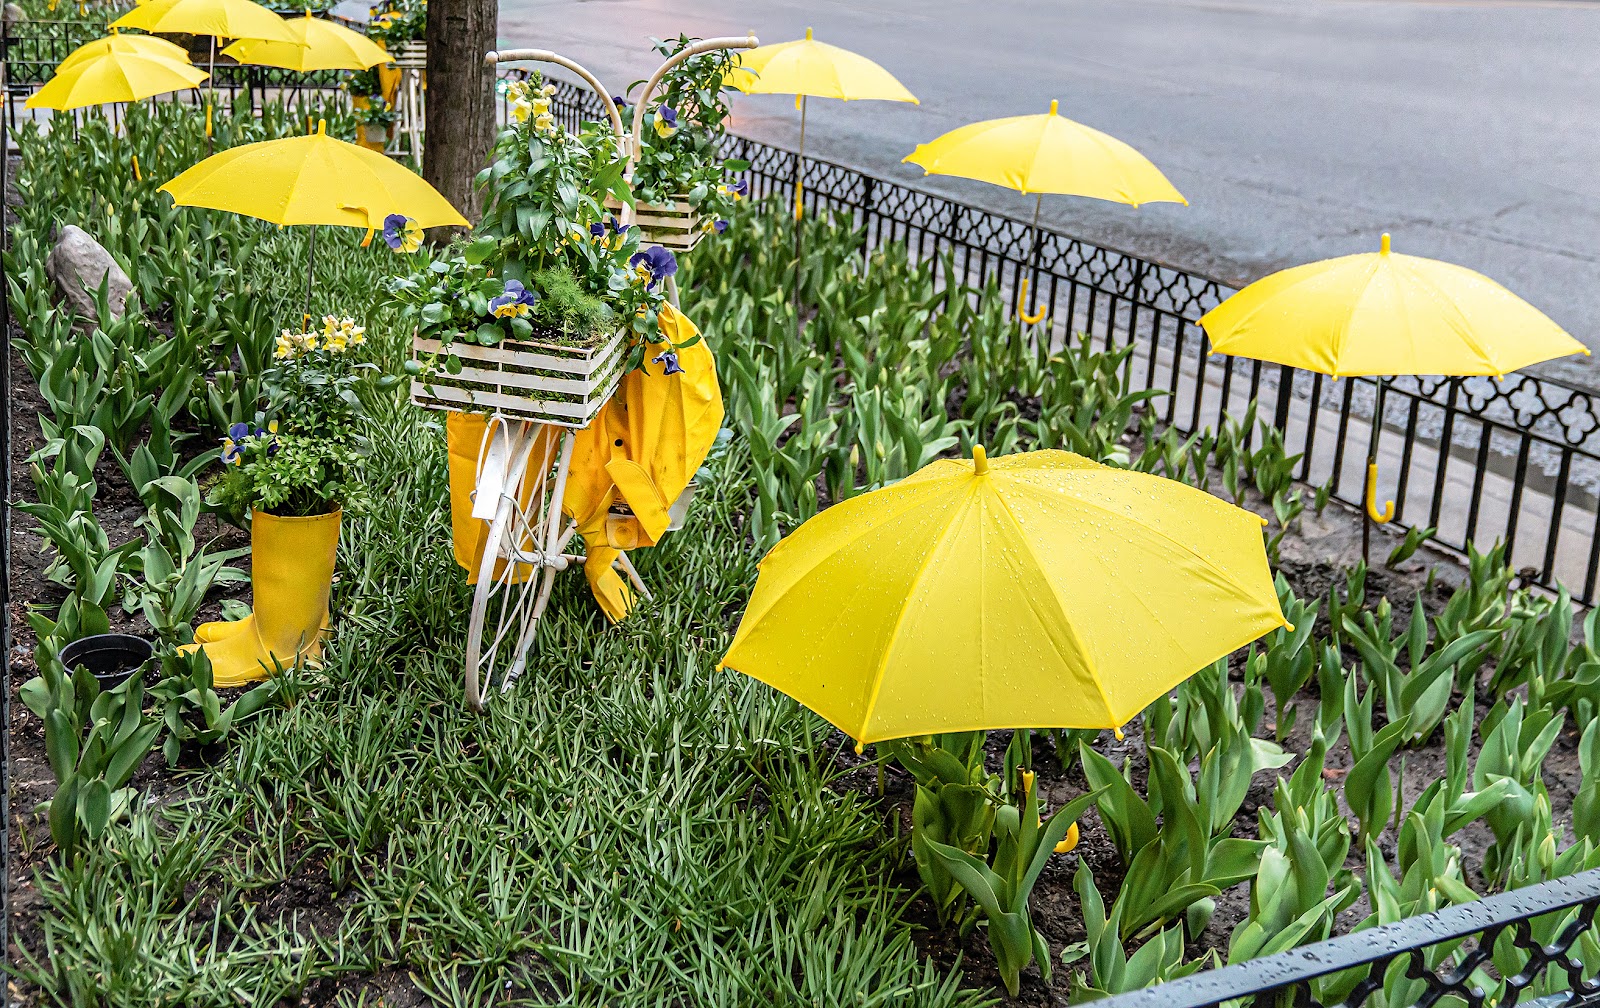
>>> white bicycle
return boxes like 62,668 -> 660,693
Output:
446,37 -> 756,711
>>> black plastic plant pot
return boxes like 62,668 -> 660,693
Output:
58,634 -> 154,690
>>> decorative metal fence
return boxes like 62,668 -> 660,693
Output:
1093,867 -> 1600,1008
538,78 -> 1600,604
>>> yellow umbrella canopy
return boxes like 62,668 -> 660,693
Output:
720,447 -> 1286,744
160,120 -> 467,315
26,48 -> 208,110
158,120 -> 467,229
905,100 -> 1185,207
110,0 -> 298,43
1200,232 -> 1589,561
1200,233 -> 1587,379
725,27 -> 916,221
57,31 -> 192,72
222,12 -> 389,71
905,100 -> 1185,321
725,26 -> 918,103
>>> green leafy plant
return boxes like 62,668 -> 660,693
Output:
1062,863 -> 1213,1003
22,653 -> 159,863
879,732 -> 1001,925
922,771 -> 1101,997
624,35 -> 750,225
148,648 -> 282,766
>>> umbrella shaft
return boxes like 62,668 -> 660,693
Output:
304,226 -> 317,324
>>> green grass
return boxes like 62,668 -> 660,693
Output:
19,430 -> 982,1005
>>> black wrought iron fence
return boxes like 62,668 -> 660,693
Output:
537,77 -> 1600,603
1092,867 -> 1600,1008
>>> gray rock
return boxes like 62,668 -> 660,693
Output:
3,4 -> 24,24
45,225 -> 131,323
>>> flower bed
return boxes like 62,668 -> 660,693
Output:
6,93 -> 1600,1008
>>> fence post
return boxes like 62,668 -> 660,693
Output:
1273,364 -> 1294,432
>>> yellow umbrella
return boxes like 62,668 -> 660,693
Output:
57,31 -> 192,72
719,446 -> 1286,744
159,120 -> 468,314
904,100 -> 1185,321
110,0 -> 297,42
222,12 -> 390,71
1200,233 -> 1589,559
726,27 -> 918,220
112,0 -> 299,145
26,47 -> 207,110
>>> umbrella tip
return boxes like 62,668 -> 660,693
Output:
805,26 -> 813,40
316,118 -> 326,135
1113,726 -> 1125,741
1284,622 -> 1296,633
972,444 -> 989,475
853,739 -> 864,755
1380,232 -> 1391,255
1048,99 -> 1059,116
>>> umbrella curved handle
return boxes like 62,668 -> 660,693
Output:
1365,462 -> 1394,524
1017,278 -> 1046,325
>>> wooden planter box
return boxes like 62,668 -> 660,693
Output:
410,328 -> 627,428
394,40 -> 427,70
606,196 -> 704,253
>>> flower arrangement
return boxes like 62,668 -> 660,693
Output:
365,0 -> 426,48
209,316 -> 388,519
447,70 -> 683,349
622,35 -> 752,231
357,96 -> 398,129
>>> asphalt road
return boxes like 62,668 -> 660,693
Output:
492,0 -> 1600,388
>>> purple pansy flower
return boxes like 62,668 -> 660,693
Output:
588,216 -> 630,248
653,350 -> 684,375
629,245 -> 678,289
487,279 -> 538,318
714,219 -> 728,233
653,104 -> 678,138
383,213 -> 422,253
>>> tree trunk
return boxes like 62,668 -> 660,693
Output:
423,0 -> 497,231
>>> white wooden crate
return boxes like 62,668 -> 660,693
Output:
410,329 -> 627,428
606,196 -> 704,252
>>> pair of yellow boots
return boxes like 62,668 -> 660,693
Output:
182,511 -> 340,687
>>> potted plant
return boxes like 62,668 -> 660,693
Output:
611,35 -> 751,251
355,95 -> 397,150
366,0 -> 426,66
386,70 -> 693,427
191,316 -> 384,686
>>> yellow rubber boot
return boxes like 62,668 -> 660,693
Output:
183,510 -> 341,687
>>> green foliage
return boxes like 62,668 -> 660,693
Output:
530,263 -> 615,342
148,649 -> 282,766
23,654 -> 159,863
1062,863 -> 1213,1003
881,733 -> 1001,924
626,34 -> 749,221
923,774 -> 1101,997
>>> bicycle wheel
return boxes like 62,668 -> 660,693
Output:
463,419 -> 576,711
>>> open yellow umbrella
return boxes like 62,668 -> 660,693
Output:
57,31 -> 192,72
159,120 -> 468,314
26,47 -> 207,110
905,100 -> 1185,321
720,446 -> 1286,744
1200,232 -> 1589,559
112,0 -> 299,146
726,27 -> 917,220
222,12 -> 389,71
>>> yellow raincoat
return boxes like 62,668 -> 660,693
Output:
445,304 -> 723,620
